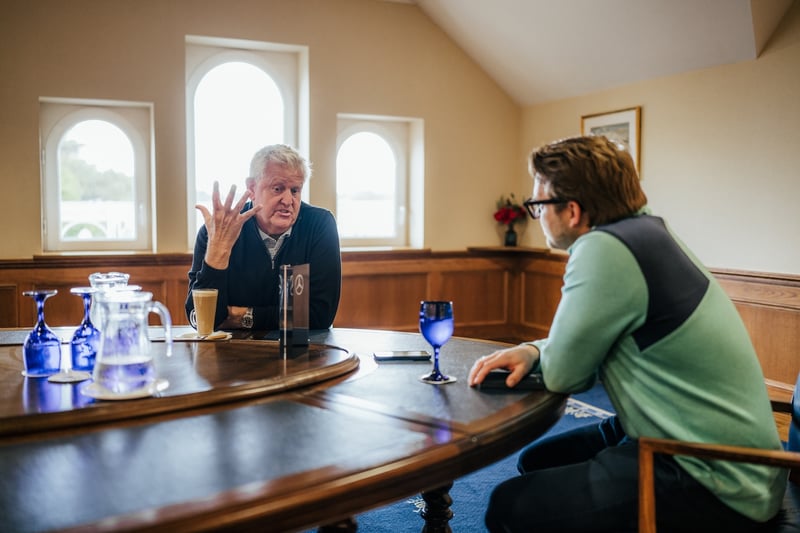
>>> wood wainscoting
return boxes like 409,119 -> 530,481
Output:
712,269 -> 800,392
0,254 -> 194,329
337,247 -> 566,342
0,249 -> 797,388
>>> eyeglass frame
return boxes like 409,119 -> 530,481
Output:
523,197 -> 572,219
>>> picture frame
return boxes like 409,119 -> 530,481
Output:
581,106 -> 641,174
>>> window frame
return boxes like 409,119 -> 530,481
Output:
336,115 -> 421,248
185,35 -> 309,249
39,98 -> 154,252
336,120 -> 406,247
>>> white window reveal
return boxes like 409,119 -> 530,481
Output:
40,99 -> 154,252
185,35 -> 309,248
336,115 -> 424,249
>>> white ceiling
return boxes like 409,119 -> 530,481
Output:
405,0 -> 795,106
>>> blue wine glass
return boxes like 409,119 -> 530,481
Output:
70,287 -> 100,374
22,290 -> 62,378
419,300 -> 456,384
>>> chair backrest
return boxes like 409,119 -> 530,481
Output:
789,373 -> 800,449
639,372 -> 800,532
788,373 -> 800,482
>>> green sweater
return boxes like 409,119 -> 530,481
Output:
532,210 -> 786,522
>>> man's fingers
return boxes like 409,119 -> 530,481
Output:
197,183 -> 257,242
469,355 -> 497,385
223,184 -> 237,209
504,368 -> 528,388
195,204 -> 212,226
233,187 -> 253,212
211,181 -> 221,208
238,204 -> 261,223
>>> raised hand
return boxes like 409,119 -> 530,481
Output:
195,181 -> 261,269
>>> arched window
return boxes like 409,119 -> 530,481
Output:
191,61 -> 283,233
337,131 -> 398,240
185,36 -> 308,247
336,116 -> 423,248
40,101 -> 152,252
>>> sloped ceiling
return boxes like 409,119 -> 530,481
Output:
409,0 -> 795,105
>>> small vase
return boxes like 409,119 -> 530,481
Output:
504,226 -> 518,247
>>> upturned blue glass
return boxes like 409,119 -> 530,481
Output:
22,290 -> 62,378
70,287 -> 101,372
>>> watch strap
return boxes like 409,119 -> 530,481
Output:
241,307 -> 254,329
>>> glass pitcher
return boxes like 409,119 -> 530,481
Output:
88,271 -> 137,326
88,271 -> 131,291
92,290 -> 172,395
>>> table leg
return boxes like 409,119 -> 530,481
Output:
420,482 -> 454,533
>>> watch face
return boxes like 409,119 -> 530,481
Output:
242,310 -> 253,328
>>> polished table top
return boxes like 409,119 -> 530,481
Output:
0,327 -> 358,437
0,327 -> 566,532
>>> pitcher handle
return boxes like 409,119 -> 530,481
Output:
150,301 -> 173,356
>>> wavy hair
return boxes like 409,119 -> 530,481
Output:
529,136 -> 646,226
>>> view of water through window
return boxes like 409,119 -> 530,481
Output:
58,119 -> 135,240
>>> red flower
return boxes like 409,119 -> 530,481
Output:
493,194 -> 527,226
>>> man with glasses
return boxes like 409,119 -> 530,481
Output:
469,136 -> 784,532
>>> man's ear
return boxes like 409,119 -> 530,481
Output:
566,200 -> 589,229
245,177 -> 256,194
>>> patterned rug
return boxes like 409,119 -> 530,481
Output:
305,383 -> 614,533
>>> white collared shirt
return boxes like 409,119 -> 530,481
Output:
258,226 -> 292,266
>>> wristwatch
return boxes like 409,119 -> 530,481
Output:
241,307 -> 254,329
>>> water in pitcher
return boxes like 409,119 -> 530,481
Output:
92,290 -> 171,396
93,355 -> 156,394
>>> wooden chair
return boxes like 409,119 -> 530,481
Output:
638,380 -> 800,532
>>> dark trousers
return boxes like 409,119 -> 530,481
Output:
484,417 -> 769,532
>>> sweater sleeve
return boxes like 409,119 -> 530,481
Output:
534,232 -> 649,393
305,209 -> 342,329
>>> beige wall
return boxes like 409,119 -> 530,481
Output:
0,0 -> 520,258
3,1 -> 798,276
520,1 -> 800,275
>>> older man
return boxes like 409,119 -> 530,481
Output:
186,144 -> 341,331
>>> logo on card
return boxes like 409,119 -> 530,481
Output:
293,274 -> 304,296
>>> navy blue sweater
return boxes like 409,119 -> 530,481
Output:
186,202 -> 341,330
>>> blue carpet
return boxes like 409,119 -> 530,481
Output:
307,382 -> 614,533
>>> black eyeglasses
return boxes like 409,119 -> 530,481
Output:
523,198 -> 571,219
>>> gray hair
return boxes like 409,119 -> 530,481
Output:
249,144 -> 312,181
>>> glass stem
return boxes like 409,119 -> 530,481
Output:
432,346 -> 441,375
83,294 -> 93,326
36,296 -> 46,328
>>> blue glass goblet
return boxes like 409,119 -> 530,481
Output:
22,289 -> 62,378
69,287 -> 100,374
419,300 -> 456,384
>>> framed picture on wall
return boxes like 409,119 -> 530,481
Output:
581,106 -> 641,175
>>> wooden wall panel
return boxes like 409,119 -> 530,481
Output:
439,270 -> 508,326
0,256 -> 193,328
734,304 -> 800,384
336,273 -> 428,330
0,285 -> 18,328
25,282 -> 85,327
713,269 -> 800,388
519,257 -> 565,339
0,252 -> 797,388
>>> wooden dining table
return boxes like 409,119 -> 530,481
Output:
0,326 -> 567,532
